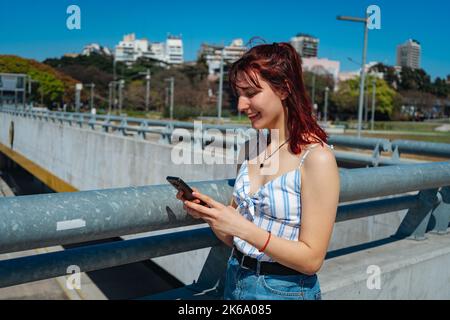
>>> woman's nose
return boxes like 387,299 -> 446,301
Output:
237,97 -> 250,113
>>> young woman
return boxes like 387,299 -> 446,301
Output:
177,42 -> 340,300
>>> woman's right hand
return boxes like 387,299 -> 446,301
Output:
176,187 -> 202,219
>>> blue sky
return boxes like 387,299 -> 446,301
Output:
1,0 -> 449,79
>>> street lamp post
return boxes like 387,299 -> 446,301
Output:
324,87 -> 329,123
118,80 -> 125,115
75,83 -> 82,113
84,83 -> 95,110
337,14 -> 369,138
112,58 -> 117,112
371,78 -> 376,131
165,77 -> 175,120
217,48 -> 225,121
108,82 -> 113,114
139,69 -> 151,112
311,72 -> 316,107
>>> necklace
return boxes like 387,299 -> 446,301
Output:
259,137 -> 291,169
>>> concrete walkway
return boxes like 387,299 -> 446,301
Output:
320,232 -> 450,299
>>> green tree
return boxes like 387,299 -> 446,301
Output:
0,55 -> 78,106
331,76 -> 399,120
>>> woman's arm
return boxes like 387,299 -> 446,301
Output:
237,147 -> 339,275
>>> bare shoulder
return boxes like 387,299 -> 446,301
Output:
300,143 -> 340,204
303,143 -> 337,170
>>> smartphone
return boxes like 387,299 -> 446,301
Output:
166,176 -> 208,206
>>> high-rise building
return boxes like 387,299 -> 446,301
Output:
290,33 -> 319,58
396,39 -> 421,69
198,39 -> 247,75
114,33 -> 184,65
165,35 -> 184,65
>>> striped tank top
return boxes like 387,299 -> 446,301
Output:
232,138 -> 334,262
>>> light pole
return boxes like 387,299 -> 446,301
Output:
84,83 -> 95,110
217,48 -> 225,120
324,87 -> 329,123
27,77 -> 39,109
337,14 -> 369,138
310,65 -> 325,117
112,58 -> 117,112
311,72 -> 316,107
118,79 -> 125,115
371,78 -> 376,131
75,83 -> 82,112
139,69 -> 151,112
165,77 -> 175,120
108,82 -> 113,114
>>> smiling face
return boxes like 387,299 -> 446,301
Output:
235,71 -> 288,130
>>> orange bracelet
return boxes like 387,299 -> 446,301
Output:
259,231 -> 271,252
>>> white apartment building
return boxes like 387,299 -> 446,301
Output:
198,38 -> 247,75
165,35 -> 184,64
82,43 -> 112,56
397,39 -> 421,69
302,57 -> 341,84
114,33 -> 184,65
290,33 -> 319,58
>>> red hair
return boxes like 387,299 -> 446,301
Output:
229,42 -> 328,154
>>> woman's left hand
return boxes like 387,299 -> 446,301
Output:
184,191 -> 251,238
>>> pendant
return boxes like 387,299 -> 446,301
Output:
260,163 -> 264,169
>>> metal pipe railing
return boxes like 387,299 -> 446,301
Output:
2,106 -> 449,163
338,161 -> 450,202
1,162 -> 449,255
0,179 -> 234,254
0,227 -> 219,288
391,140 -> 450,158
0,190 -> 447,289
0,163 -> 448,289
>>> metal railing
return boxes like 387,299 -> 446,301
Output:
2,106 -> 450,167
0,161 -> 449,289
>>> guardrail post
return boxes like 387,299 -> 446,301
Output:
371,142 -> 381,167
391,145 -> 401,162
159,124 -> 172,144
117,119 -> 127,136
102,116 -> 110,133
430,186 -> 450,235
393,188 -> 440,241
138,121 -> 148,140
77,114 -> 84,128
88,114 -> 96,130
67,113 -> 74,126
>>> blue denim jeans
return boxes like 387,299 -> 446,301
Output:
223,255 -> 322,300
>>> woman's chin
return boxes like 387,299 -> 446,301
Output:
250,118 -> 264,129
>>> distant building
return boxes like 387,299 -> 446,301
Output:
114,33 -> 184,65
337,62 -> 385,90
165,35 -> 184,65
302,57 -> 340,84
0,73 -> 27,107
198,38 -> 247,75
290,33 -> 319,58
82,43 -> 112,56
63,53 -> 80,58
397,39 -> 421,69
